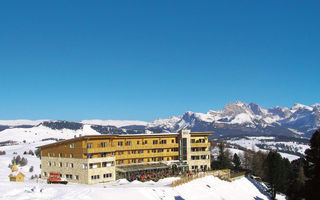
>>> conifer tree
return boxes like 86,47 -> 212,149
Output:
264,151 -> 290,200
304,129 -> 320,200
232,153 -> 241,170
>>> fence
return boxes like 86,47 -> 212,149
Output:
229,171 -> 246,181
171,169 -> 231,187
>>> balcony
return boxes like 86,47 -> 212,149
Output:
190,143 -> 210,148
116,152 -> 179,159
83,143 -> 179,153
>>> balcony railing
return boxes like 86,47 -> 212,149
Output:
84,143 -> 179,153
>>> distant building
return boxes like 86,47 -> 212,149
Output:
8,162 -> 24,182
37,129 -> 212,184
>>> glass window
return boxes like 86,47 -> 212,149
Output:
87,143 -> 93,148
101,142 -> 107,148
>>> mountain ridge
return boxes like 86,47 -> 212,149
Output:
0,101 -> 319,138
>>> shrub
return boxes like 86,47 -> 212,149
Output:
0,151 -> 6,155
20,158 -> 28,166
28,150 -> 34,155
35,149 -> 41,158
29,166 -> 34,172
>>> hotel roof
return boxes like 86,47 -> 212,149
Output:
37,131 -> 213,149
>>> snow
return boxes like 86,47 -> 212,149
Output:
230,113 -> 253,124
291,103 -> 313,112
82,120 -> 148,128
0,120 -> 46,126
0,141 -> 275,200
0,124 -> 100,143
226,136 -> 306,161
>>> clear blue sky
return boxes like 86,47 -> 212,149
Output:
0,1 -> 319,121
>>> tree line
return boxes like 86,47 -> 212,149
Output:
210,129 -> 320,200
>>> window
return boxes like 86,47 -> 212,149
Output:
118,141 -> 123,147
153,140 -> 158,145
131,150 -> 136,154
160,140 -> 167,144
158,149 -> 164,153
59,153 -> 62,157
70,163 -> 74,168
91,175 -> 100,180
48,161 -> 51,166
70,143 -> 75,148
152,149 -> 157,153
132,159 -> 136,163
70,154 -> 73,158
44,172 -> 47,177
66,174 -> 73,179
172,139 -> 174,143
152,158 -> 156,161
138,150 -> 144,154
118,151 -> 124,155
191,139 -> 195,143
75,175 -> 79,180
59,162 -> 62,167
103,173 -> 112,178
101,142 -> 107,148
48,153 -> 51,157
102,162 -> 112,167
138,159 -> 143,163
144,140 -> 148,145
126,141 -> 132,146
87,143 -> 93,148
119,160 -> 124,164
83,164 -> 88,169
158,157 -> 164,161
137,141 -> 140,145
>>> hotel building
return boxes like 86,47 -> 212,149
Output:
38,129 -> 212,184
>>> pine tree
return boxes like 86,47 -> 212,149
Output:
232,153 -> 241,170
264,151 -> 290,200
304,129 -> 320,200
287,158 -> 307,200
212,142 -> 232,169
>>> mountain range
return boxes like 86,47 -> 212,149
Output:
0,101 -> 319,139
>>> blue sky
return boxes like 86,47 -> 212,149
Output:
0,1 -> 319,121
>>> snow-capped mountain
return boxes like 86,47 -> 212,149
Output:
0,101 -> 319,139
144,101 -> 320,138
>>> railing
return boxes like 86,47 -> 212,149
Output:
171,169 -> 231,187
84,143 -> 179,153
230,171 -> 246,181
190,143 -> 210,147
115,152 -> 179,159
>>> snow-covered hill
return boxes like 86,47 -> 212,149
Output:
0,139 -> 280,200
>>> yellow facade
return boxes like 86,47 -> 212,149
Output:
38,130 -> 212,184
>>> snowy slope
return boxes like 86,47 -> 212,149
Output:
0,140 -> 273,200
0,124 -> 100,143
0,120 -> 46,126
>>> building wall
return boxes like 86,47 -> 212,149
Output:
41,156 -> 116,184
39,130 -> 212,184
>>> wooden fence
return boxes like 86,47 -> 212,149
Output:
171,169 -> 231,187
229,171 -> 246,181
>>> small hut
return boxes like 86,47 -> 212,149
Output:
8,162 -> 24,182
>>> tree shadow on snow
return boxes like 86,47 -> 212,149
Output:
246,177 -> 271,200
174,196 -> 185,200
